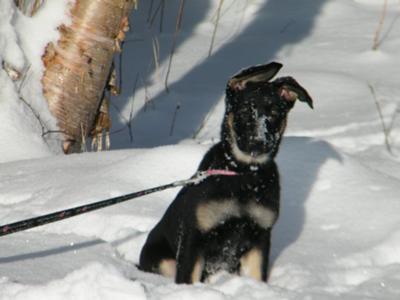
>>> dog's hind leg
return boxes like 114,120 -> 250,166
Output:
139,227 -> 176,278
175,231 -> 204,284
159,258 -> 176,278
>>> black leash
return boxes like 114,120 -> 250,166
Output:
0,169 -> 238,237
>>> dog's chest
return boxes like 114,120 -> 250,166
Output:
195,197 -> 276,233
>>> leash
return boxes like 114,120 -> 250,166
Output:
0,169 -> 238,237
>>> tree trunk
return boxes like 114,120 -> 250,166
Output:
41,0 -> 136,153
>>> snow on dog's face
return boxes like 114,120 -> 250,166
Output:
223,62 -> 313,164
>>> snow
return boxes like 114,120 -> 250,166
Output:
0,0 -> 72,163
1,0 -> 400,299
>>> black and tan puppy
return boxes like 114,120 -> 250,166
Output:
139,62 -> 313,283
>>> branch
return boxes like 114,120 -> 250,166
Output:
368,83 -> 393,154
164,0 -> 186,93
372,0 -> 388,50
208,0 -> 224,57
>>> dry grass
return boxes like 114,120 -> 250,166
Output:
164,0 -> 186,93
368,83 -> 394,154
208,0 -> 225,57
372,0 -> 388,50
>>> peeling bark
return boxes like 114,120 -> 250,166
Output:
14,0 -> 44,16
41,0 -> 136,153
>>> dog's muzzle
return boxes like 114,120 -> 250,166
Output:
227,113 -> 276,164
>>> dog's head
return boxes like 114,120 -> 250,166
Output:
222,62 -> 313,165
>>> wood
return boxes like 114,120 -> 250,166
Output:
41,0 -> 136,153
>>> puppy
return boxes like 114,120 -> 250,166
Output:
139,62 -> 313,283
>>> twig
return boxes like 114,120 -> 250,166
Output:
147,0 -> 155,23
379,14 -> 400,45
159,0 -> 166,33
372,0 -> 388,50
140,74 -> 154,111
109,73 -> 139,143
109,127 -> 128,136
233,0 -> 249,36
152,36 -> 160,79
149,0 -> 163,28
18,95 -> 62,147
387,104 -> 400,133
17,64 -> 31,93
280,20 -> 296,34
164,0 -> 186,93
193,99 -> 219,139
118,45 -> 123,92
193,115 -> 208,139
169,102 -> 181,136
16,66 -> 64,146
208,0 -> 224,57
18,96 -> 46,134
368,83 -> 393,154
210,0 -> 237,21
42,130 -> 66,137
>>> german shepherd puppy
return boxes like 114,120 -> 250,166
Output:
139,62 -> 313,283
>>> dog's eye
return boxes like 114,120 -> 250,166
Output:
269,107 -> 280,119
266,109 -> 281,125
271,110 -> 279,118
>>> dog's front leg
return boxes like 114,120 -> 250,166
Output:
175,230 -> 203,284
260,229 -> 272,282
240,229 -> 271,282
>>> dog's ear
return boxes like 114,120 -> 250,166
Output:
228,62 -> 283,91
274,77 -> 313,109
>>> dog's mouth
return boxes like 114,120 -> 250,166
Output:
248,148 -> 268,158
230,134 -> 273,165
240,139 -> 276,157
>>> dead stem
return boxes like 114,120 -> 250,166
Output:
159,0 -> 166,33
368,83 -> 393,154
169,102 -> 181,136
147,0 -> 155,23
372,0 -> 388,50
164,0 -> 186,93
152,36 -> 161,79
208,0 -> 225,57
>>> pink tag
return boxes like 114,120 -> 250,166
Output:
206,169 -> 238,176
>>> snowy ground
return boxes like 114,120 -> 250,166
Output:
1,0 -> 400,299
